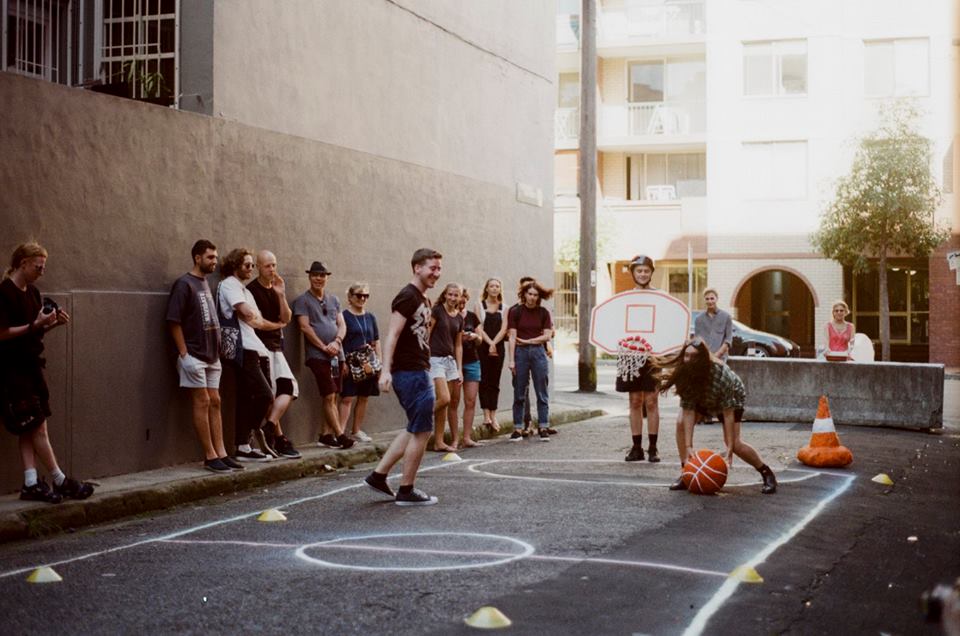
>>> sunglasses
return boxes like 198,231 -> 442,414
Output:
354,293 -> 370,299
241,262 -> 255,269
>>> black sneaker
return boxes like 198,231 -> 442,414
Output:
547,428 -> 559,435
274,435 -> 301,459
204,458 -> 232,474
54,477 -> 95,500
235,448 -> 271,462
336,434 -> 355,450
625,445 -> 645,462
219,456 -> 245,470
538,428 -> 551,442
509,430 -> 523,442
669,476 -> 687,491
364,474 -> 395,498
647,447 -> 661,463
20,479 -> 62,504
395,488 -> 438,506
253,427 -> 280,459
317,433 -> 341,448
761,469 -> 778,495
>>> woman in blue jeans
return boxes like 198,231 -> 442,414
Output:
506,280 -> 554,442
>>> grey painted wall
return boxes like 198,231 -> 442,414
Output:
0,25 -> 554,493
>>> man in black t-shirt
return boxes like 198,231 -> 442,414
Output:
0,242 -> 95,503
364,248 -> 443,506
247,250 -> 301,459
166,240 -> 235,474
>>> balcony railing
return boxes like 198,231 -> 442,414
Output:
555,107 -> 580,144
601,0 -> 705,42
601,100 -> 706,139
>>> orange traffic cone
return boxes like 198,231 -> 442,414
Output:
797,396 -> 853,468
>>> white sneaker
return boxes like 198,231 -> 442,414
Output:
353,430 -> 373,443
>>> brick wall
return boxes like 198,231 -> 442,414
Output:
929,235 -> 960,368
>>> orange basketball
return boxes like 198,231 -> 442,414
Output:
682,449 -> 728,495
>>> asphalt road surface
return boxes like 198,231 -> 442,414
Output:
0,389 -> 957,635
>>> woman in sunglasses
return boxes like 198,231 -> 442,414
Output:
657,337 -> 777,494
338,283 -> 381,443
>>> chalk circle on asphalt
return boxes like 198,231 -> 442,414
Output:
295,532 -> 535,572
468,459 -> 818,488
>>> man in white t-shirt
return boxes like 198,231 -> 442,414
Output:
217,248 -> 286,462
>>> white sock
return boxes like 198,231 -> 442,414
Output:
24,468 -> 38,487
238,444 -> 252,453
51,468 -> 66,486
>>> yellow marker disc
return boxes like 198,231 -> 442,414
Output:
257,509 -> 287,522
464,606 -> 512,629
729,565 -> 764,583
26,566 -> 63,583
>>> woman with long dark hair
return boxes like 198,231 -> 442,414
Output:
507,280 -> 554,442
657,338 -> 777,494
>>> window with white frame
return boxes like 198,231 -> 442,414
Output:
864,38 -> 929,97
100,0 -> 178,101
743,40 -> 807,96
3,0 -> 70,83
627,152 -> 706,200
741,141 -> 807,200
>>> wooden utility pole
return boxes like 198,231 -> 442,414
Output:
577,0 -> 597,392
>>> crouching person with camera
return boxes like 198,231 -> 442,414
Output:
0,243 -> 95,503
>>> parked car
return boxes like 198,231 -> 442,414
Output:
690,311 -> 801,358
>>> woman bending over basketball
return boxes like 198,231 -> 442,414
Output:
657,338 -> 777,494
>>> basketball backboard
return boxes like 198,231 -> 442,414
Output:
589,290 -> 691,355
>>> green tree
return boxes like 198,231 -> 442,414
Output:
813,102 -> 949,360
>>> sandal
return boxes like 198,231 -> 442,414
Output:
482,421 -> 500,434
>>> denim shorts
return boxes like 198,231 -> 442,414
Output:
429,355 -> 460,382
392,370 -> 435,434
462,360 -> 481,383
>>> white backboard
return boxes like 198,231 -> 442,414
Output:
589,290 -> 691,355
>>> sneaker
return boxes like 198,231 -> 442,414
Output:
353,430 -> 373,443
203,458 -> 232,474
547,428 -> 559,435
235,448 -> 272,462
668,476 -> 687,491
253,427 -> 280,459
364,473 -> 395,498
219,456 -> 245,470
395,488 -> 438,506
317,433 -> 341,448
521,427 -> 532,438
509,430 -> 523,442
273,435 -> 302,459
761,469 -> 778,495
538,428 -> 551,442
336,434 -> 355,449
20,479 -> 62,504
54,477 -> 95,500
625,445 -> 645,462
647,447 -> 661,463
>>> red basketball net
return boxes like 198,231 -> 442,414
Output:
616,336 -> 652,381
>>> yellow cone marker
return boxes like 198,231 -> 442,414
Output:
442,452 -> 463,462
257,509 -> 287,522
871,473 -> 894,486
464,606 -> 512,629
729,565 -> 764,583
26,566 -> 63,583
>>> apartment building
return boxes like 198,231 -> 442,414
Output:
0,0 -> 555,490
554,0 -> 958,364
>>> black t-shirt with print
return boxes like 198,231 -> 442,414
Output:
390,284 -> 431,372
429,303 -> 464,358
0,278 -> 44,368
165,273 -> 221,364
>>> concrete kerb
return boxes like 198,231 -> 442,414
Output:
0,406 -> 603,544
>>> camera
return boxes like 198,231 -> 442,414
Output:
42,297 -> 59,314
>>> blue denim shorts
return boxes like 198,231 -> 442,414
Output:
462,360 -> 481,383
392,370 -> 435,434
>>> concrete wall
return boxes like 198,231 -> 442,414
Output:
0,0 -> 554,496
728,357 -> 945,429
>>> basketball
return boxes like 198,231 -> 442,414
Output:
682,449 -> 728,495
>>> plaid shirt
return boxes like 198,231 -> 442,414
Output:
680,361 -> 745,413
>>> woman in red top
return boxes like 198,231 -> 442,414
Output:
824,300 -> 856,361
507,280 -> 554,442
